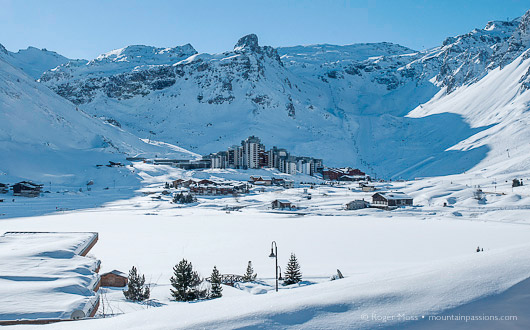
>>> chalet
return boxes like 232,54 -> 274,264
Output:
190,185 -> 236,195
283,180 -> 295,188
339,175 -> 366,182
361,185 -> 376,192
271,178 -> 295,188
100,270 -> 128,287
250,176 -> 273,186
271,199 -> 296,210
198,179 -> 216,186
172,179 -> 184,187
345,200 -> 370,210
232,183 -> 250,193
12,181 -> 43,197
371,192 -> 413,208
323,167 -> 366,181
173,179 -> 198,188
0,183 -> 8,194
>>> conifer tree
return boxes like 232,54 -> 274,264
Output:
209,266 -> 223,298
123,266 -> 150,301
185,193 -> 195,203
283,253 -> 302,285
170,259 -> 205,301
242,261 -> 257,282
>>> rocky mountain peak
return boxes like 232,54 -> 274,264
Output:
518,9 -> 530,40
0,43 -> 8,55
234,34 -> 260,53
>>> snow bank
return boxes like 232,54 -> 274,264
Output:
0,232 -> 100,321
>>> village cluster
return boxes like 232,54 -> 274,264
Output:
0,167 -> 415,211
164,173 -> 414,211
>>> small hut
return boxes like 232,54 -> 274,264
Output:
100,270 -> 128,287
345,200 -> 369,210
271,199 -> 295,210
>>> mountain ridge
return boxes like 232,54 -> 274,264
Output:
7,10 -> 530,179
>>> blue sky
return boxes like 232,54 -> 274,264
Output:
1,0 -> 528,59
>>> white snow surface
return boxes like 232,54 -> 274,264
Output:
0,232 -> 99,321
1,163 -> 530,328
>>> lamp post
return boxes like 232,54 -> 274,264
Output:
269,241 -> 278,292
277,265 -> 283,281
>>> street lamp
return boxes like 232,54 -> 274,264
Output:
269,241 -> 278,292
277,265 -> 283,281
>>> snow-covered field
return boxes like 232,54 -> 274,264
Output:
2,164 -> 530,329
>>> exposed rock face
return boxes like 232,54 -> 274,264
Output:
234,34 -> 260,53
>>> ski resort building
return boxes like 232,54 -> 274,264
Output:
371,192 -> 413,208
0,232 -> 101,325
207,136 -> 324,175
0,183 -> 8,194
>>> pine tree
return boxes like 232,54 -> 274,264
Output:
123,266 -> 150,301
170,259 -> 205,301
185,193 -> 195,203
242,261 -> 257,282
283,253 -> 302,285
209,266 -> 223,298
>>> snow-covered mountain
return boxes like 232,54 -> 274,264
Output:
0,45 -> 71,79
37,10 -> 530,179
0,54 -> 197,185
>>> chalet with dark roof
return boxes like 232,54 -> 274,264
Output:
372,192 -> 413,208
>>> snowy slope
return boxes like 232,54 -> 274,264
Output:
408,49 -> 530,178
0,55 -> 197,186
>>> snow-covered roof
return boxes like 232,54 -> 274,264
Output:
376,192 -> 413,200
274,199 -> 292,203
102,270 -> 127,277
0,232 -> 100,322
347,200 -> 368,204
